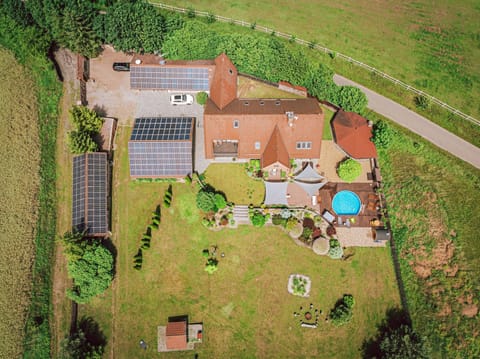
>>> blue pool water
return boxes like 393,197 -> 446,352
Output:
332,190 -> 361,215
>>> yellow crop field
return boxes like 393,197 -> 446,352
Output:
0,47 -> 40,358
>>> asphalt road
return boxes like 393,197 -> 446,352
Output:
333,74 -> 480,169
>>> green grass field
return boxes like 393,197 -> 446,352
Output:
375,115 -> 480,356
82,126 -> 400,358
0,47 -> 40,359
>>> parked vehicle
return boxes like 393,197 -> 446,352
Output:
112,62 -> 130,71
170,94 -> 194,105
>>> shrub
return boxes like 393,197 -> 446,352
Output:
196,190 -> 216,212
333,86 -> 368,113
286,217 -> 298,231
414,95 -> 431,110
67,106 -> 103,154
328,239 -> 344,259
272,214 -> 287,226
337,158 -> 362,183
186,7 -> 196,18
67,130 -> 98,154
280,208 -> 292,219
202,249 -> 210,258
329,294 -> 355,326
206,12 -> 216,24
301,227 -> 313,242
250,210 -> 267,227
214,193 -> 227,210
205,258 -> 218,274
196,91 -> 208,105
372,120 -> 394,149
184,174 -> 192,184
326,225 -> 336,236
250,21 -> 256,30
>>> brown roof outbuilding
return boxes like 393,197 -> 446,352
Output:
331,110 -> 377,159
166,320 -> 187,350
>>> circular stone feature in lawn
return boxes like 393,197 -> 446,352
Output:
289,222 -> 303,239
312,239 -> 330,255
305,312 -> 312,320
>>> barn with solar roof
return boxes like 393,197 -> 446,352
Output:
128,117 -> 195,178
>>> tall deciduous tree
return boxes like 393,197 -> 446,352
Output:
379,325 -> 430,359
65,241 -> 114,304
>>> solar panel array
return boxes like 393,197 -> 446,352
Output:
130,66 -> 210,91
130,117 -> 193,141
72,153 -> 108,236
129,117 -> 194,178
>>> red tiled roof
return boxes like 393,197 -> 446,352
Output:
166,320 -> 186,336
210,53 -> 238,110
262,126 -> 290,169
204,98 -> 321,115
166,320 -> 187,350
166,335 -> 188,350
331,110 -> 377,159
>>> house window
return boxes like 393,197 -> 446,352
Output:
233,120 -> 239,128
255,141 -> 261,150
296,141 -> 312,150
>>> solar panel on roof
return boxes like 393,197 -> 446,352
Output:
128,117 -> 194,177
130,117 -> 193,141
72,153 -> 108,236
130,67 -> 210,90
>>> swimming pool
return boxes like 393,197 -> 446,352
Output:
332,190 -> 361,215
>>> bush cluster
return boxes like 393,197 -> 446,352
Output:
250,210 -> 268,227
328,238 -> 343,259
67,106 -> 103,154
372,120 -> 394,149
337,158 -> 362,183
196,188 -> 227,213
196,91 -> 208,105
329,294 -> 355,326
163,185 -> 173,208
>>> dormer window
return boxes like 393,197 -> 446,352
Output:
244,101 -> 249,106
233,120 -> 239,128
229,69 -> 233,74
260,101 -> 265,106
275,100 -> 281,106
255,141 -> 261,150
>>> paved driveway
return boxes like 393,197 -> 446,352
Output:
86,46 -> 211,173
334,74 -> 480,169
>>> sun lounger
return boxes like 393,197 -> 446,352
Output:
322,210 -> 335,224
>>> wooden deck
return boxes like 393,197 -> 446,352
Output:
318,182 -> 383,228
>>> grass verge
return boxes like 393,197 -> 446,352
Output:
0,14 -> 62,358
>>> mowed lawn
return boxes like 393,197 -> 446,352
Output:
82,126 -> 401,358
157,0 -> 480,118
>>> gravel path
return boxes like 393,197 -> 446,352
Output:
333,75 -> 480,169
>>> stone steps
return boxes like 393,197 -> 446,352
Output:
233,205 -> 250,225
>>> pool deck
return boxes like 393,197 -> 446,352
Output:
318,182 -> 383,228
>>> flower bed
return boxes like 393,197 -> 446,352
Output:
288,274 -> 311,297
